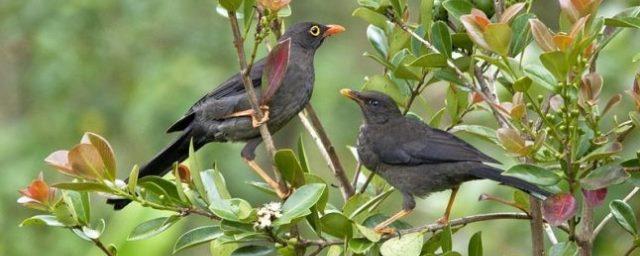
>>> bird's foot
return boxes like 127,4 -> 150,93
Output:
436,216 -> 450,225
374,226 -> 396,235
251,105 -> 270,128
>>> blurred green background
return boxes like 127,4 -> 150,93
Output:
2,0 -> 640,255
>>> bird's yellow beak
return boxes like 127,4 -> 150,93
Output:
324,24 -> 346,37
340,88 -> 363,104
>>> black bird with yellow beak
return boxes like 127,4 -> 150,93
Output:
106,22 -> 345,210
341,89 -> 550,234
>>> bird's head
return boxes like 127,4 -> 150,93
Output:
281,22 -> 345,50
341,89 -> 403,124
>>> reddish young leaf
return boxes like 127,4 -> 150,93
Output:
529,19 -> 556,52
257,0 -> 291,11
45,150 -> 74,176
543,193 -> 578,226
261,38 -> 291,105
580,72 -> 602,105
177,164 -> 192,184
500,3 -> 525,24
582,188 -> 607,207
68,143 -> 106,180
82,132 -> 117,180
461,10 -> 491,51
18,173 -> 56,208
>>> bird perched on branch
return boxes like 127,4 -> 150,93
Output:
341,89 -> 551,234
106,22 -> 345,210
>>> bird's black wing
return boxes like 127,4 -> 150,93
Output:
375,118 -> 499,165
166,59 -> 266,133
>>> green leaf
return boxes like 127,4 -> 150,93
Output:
173,226 -> 223,254
513,76 -> 532,92
504,164 -> 561,186
604,17 -> 640,28
610,200 -> 638,235
524,64 -> 557,91
65,191 -> 90,225
274,149 -> 306,188
243,0 -> 256,29
230,245 -> 276,256
326,245 -> 343,256
483,23 -> 512,56
188,140 -> 207,200
201,168 -> 231,203
56,195 -> 78,226
356,223 -> 382,242
442,225 -> 453,252
139,176 -> 183,203
343,193 -> 372,220
209,198 -> 253,222
431,21 -> 453,58
409,53 -> 447,67
210,240 -> 239,256
247,181 -> 277,196
52,182 -> 112,193
380,232 -> 423,256
128,215 -> 180,241
434,68 -> 465,86
513,190 -> 531,211
580,165 -> 629,190
421,0 -> 434,32
578,142 -> 623,163
128,165 -> 139,194
297,137 -> 310,173
353,7 -> 388,29
509,13 -> 535,56
429,107 -> 446,128
549,242 -> 578,256
449,125 -> 498,144
273,183 -> 326,225
442,0 -> 473,20
367,25 -> 389,57
349,238 -> 375,254
320,212 -> 353,239
540,51 -> 569,81
218,0 -> 242,11
20,215 -> 64,227
349,188 -> 394,219
468,232 -> 482,256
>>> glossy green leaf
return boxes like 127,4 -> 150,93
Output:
128,165 -> 139,194
173,226 -> 223,254
274,149 -> 306,188
367,25 -> 389,57
320,212 -> 353,239
509,13 -> 535,56
431,21 -> 453,58
484,23 -> 512,56
409,53 -> 447,67
139,176 -> 183,202
421,0 -> 434,32
513,76 -> 532,92
128,215 -> 181,241
604,17 -> 640,28
209,198 -> 253,222
273,183 -> 326,225
380,232 -> 423,256
504,164 -> 561,186
434,68 -> 465,86
540,51 -> 569,81
349,238 -> 375,254
442,0 -> 473,20
524,64 -> 557,91
468,231 -> 482,256
356,223 -> 382,242
218,0 -> 242,11
610,200 -> 638,235
210,240 -> 239,256
20,215 -> 64,227
450,125 -> 498,144
549,242 -> 578,256
362,75 -> 407,107
353,8 -> 388,29
297,137 -> 310,173
230,245 -> 276,256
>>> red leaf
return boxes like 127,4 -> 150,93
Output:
45,150 -> 74,175
177,164 -> 192,184
543,193 -> 578,226
18,173 -> 55,207
582,188 -> 607,207
261,38 -> 291,105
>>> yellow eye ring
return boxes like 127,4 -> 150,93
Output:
309,25 -> 321,37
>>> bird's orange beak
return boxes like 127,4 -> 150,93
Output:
340,88 -> 363,104
323,24 -> 346,37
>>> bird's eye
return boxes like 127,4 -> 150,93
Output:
368,100 -> 379,106
309,25 -> 321,37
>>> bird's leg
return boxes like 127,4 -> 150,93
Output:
241,138 -> 289,198
225,106 -> 270,128
374,192 -> 415,234
436,186 -> 460,225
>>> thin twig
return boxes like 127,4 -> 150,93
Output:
494,0 -> 505,21
91,238 -> 114,256
227,11 -> 288,196
298,104 -> 355,200
397,212 -> 569,235
529,197 -> 546,256
593,187 -> 640,239
625,244 -> 639,256
359,172 -> 375,194
351,162 -> 363,190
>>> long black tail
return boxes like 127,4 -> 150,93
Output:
106,130 -> 202,210
471,166 -> 552,200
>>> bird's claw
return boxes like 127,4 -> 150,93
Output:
251,106 -> 270,128
374,226 -> 396,235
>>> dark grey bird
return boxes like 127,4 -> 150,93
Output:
106,22 -> 345,210
341,89 -> 551,233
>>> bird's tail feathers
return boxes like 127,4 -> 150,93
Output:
471,166 -> 552,200
106,130 -> 203,210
